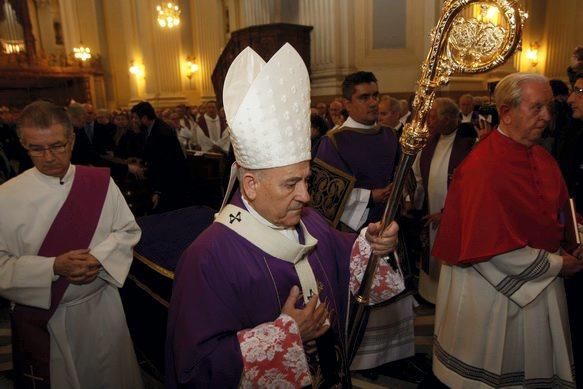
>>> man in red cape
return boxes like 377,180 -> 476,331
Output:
431,73 -> 583,388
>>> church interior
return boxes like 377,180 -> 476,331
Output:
1,0 -> 581,109
1,0 -> 583,388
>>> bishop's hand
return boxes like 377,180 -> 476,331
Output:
281,286 -> 330,342
365,220 -> 399,256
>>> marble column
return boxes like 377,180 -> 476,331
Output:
542,0 -> 580,79
34,0 -> 63,58
130,0 -> 186,107
299,0 -> 356,96
58,0 -> 78,55
58,0 -> 101,57
240,0 -> 277,26
101,0 -> 135,106
299,0 -> 333,70
191,0 -> 227,101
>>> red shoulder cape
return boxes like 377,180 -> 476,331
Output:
432,130 -> 568,265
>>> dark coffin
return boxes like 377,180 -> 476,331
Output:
121,206 -> 215,377
186,151 -> 226,210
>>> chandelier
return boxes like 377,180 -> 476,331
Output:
71,0 -> 92,62
156,2 -> 181,28
73,45 -> 91,61
1,39 -> 25,54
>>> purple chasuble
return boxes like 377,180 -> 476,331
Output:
166,194 -> 357,388
11,166 -> 110,389
315,125 -> 400,224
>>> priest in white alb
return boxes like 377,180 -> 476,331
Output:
194,100 -> 230,153
0,101 -> 143,389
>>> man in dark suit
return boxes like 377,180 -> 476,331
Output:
458,94 -> 479,138
76,104 -> 114,156
93,109 -> 116,154
68,103 -> 102,166
68,104 -> 144,183
131,101 -> 191,213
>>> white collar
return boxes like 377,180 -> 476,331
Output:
241,195 -> 299,241
344,116 -> 376,130
440,129 -> 458,140
32,164 -> 75,186
205,114 -> 219,122
400,111 -> 411,124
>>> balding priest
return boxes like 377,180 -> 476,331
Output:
0,101 -> 143,388
432,73 -> 582,388
166,44 -> 404,388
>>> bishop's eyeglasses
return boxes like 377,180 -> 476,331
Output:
572,86 -> 583,96
25,142 -> 69,157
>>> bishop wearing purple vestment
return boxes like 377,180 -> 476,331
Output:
166,44 -> 403,388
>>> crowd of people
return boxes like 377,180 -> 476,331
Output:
0,43 -> 582,388
0,100 -> 239,214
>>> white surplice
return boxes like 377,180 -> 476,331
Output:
460,112 -> 473,123
337,117 -> 373,231
413,130 -> 456,304
433,247 -> 575,388
350,295 -> 416,370
0,165 -> 143,389
195,114 -> 231,153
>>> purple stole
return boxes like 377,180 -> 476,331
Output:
197,115 -> 227,138
419,131 -> 473,272
11,166 -> 110,389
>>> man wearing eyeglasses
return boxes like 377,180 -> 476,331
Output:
0,101 -> 143,388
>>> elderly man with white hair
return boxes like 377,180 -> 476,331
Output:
431,72 -> 583,388
166,44 -> 403,388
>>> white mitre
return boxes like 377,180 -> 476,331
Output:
223,43 -> 311,169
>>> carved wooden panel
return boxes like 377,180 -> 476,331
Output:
0,74 -> 91,107
0,0 -> 103,107
309,158 -> 356,228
